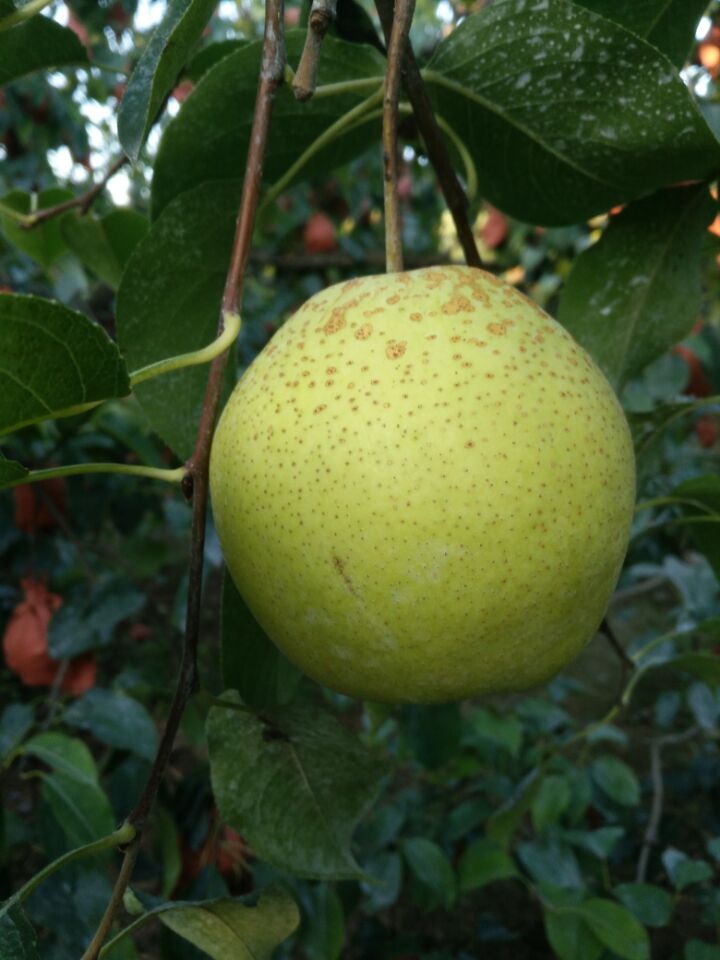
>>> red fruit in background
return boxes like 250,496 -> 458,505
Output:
397,173 -> 413,201
285,6 -> 300,26
176,823 -> 248,891
481,205 -> 509,249
673,344 -> 713,398
695,416 -> 718,449
13,479 -> 66,535
303,212 -> 337,254
171,80 -> 194,104
2,579 -> 96,694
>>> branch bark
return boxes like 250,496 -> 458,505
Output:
374,0 -> 482,268
292,0 -> 337,101
79,3 -> 286,956
23,156 -> 128,229
382,0 -> 416,272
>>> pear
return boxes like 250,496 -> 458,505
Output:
210,266 -> 635,703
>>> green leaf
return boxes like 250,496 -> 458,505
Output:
221,570 -> 301,710
532,775 -> 571,833
0,16 -> 88,84
63,689 -> 158,761
185,39 -> 246,81
558,186 -> 715,389
518,839 -> 584,890
116,180 -> 238,458
486,768 -> 542,847
22,733 -> 115,849
402,838 -> 456,909
564,826 -> 624,859
151,31 -> 384,216
457,837 -> 518,892
614,883 -> 674,928
0,189 -> 73,267
591,755 -> 640,806
544,907 -> 603,960
671,476 -> 720,579
0,703 -> 33,761
708,837 -> 720,863
48,577 -> 144,657
360,851 -> 402,912
685,941 -> 720,960
207,694 -> 387,879
118,0 -> 217,162
687,682 -> 719,731
0,293 -> 129,434
576,898 -> 650,960
0,456 -> 28,490
572,0 -> 708,67
662,848 -> 714,890
301,884 -> 345,960
465,707 -> 523,756
426,1 -> 720,226
61,209 -> 149,289
0,904 -> 39,960
147,889 -> 299,960
402,703 -> 463,769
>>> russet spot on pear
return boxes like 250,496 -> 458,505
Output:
210,266 -> 635,703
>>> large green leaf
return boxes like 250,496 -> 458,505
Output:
0,189 -> 73,268
207,695 -> 387,879
590,755 -> 640,806
157,889 -> 299,960
457,837 -> 518,892
151,31 -> 384,216
614,883 -> 674,927
115,180 -> 239,458
671,475 -> 720,578
558,186 -> 714,388
0,16 -> 87,85
572,0 -> 708,67
221,571 -> 302,710
118,0 -> 217,162
0,294 -> 129,434
425,0 -> 720,225
61,209 -> 149,289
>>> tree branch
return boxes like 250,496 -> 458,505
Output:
601,615 -> 635,671
382,0 -> 415,272
292,0 -> 337,101
78,3 -> 287,956
23,156 -> 128,230
635,726 -> 700,883
374,0 -> 482,268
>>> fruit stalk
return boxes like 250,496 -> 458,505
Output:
382,0 -> 416,272
374,0 -> 482,267
292,0 -> 337,101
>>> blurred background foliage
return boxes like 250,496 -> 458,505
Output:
1,1 -> 720,958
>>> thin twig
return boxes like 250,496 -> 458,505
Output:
78,4 -> 286,957
601,615 -> 635,670
636,726 -> 700,883
292,0 -> 337,101
23,156 -> 128,230
374,0 -> 482,268
382,0 -> 415,272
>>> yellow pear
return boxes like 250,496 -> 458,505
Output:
210,266 -> 635,703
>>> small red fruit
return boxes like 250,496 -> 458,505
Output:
2,579 -> 96,694
14,479 -> 66,535
303,212 -> 337,254
481,205 -> 509,249
673,344 -> 713,398
695,416 -> 718,449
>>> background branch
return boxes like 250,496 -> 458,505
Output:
23,156 -> 128,229
635,726 -> 700,883
374,0 -> 482,268
78,3 -> 287,956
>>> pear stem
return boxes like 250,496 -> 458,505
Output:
382,0 -> 415,273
